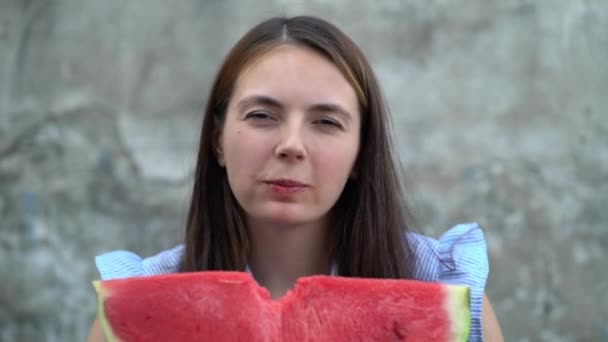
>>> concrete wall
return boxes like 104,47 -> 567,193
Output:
1,0 -> 606,340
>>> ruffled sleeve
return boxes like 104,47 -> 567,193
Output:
95,244 -> 184,280
408,222 -> 489,342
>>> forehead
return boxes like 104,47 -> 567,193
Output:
231,44 -> 359,113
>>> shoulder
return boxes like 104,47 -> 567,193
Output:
94,244 -> 184,280
407,222 -> 488,282
406,222 -> 489,341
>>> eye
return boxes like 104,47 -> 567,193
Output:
245,111 -> 275,121
315,117 -> 343,129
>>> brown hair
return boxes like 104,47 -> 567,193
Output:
180,16 -> 417,279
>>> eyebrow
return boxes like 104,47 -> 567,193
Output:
236,95 -> 353,122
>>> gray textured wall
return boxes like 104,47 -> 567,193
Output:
1,0 -> 607,341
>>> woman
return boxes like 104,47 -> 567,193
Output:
88,16 -> 503,341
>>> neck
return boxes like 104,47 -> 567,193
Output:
246,217 -> 332,299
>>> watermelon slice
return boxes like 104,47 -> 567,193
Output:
93,272 -> 470,341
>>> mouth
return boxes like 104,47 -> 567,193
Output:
263,179 -> 308,195
264,179 -> 308,187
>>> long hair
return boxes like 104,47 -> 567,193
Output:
180,16 -> 417,279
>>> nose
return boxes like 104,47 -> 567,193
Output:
274,120 -> 307,162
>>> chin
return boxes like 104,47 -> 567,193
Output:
260,212 -> 310,225
252,205 -> 322,226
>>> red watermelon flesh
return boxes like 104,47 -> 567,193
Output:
93,272 -> 470,341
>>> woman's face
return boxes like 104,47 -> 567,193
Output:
218,44 -> 361,226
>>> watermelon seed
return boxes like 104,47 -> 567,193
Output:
392,321 -> 407,340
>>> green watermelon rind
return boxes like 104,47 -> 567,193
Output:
446,284 -> 471,342
92,280 -> 120,342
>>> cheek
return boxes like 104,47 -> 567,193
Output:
312,139 -> 358,186
223,130 -> 267,184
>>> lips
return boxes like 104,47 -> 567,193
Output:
265,179 -> 307,187
264,179 -> 308,195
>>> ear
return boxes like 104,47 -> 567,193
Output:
349,155 -> 360,180
349,166 -> 358,180
216,146 -> 225,167
213,123 -> 225,167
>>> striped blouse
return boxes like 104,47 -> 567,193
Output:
95,222 -> 488,341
